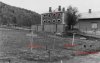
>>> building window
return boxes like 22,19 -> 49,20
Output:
58,13 -> 61,16
52,19 -> 56,22
91,23 -> 98,29
57,13 -> 61,18
48,20 -> 51,23
43,20 -> 46,23
53,14 -> 56,16
48,14 -> 51,17
54,14 -> 55,16
57,19 -> 61,22
43,15 -> 46,17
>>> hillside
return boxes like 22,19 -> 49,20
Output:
0,2 -> 41,26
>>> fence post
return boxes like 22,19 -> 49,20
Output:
61,60 -> 63,63
72,33 -> 76,45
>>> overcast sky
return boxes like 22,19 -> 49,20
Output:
0,0 -> 100,14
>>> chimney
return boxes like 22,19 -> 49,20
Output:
58,5 -> 61,11
89,9 -> 92,13
49,7 -> 52,12
62,7 -> 65,12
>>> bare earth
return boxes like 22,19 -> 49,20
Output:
0,27 -> 100,63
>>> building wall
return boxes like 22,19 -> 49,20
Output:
38,25 -> 42,31
31,24 -> 65,33
57,24 -> 65,33
75,19 -> 100,34
40,11 -> 66,33
41,12 -> 64,25
44,24 -> 56,33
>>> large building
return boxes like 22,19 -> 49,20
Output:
40,6 -> 67,33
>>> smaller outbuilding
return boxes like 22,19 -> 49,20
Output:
75,9 -> 100,35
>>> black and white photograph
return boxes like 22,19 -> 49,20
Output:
0,0 -> 100,63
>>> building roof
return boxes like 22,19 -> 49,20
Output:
80,11 -> 100,19
41,11 -> 64,15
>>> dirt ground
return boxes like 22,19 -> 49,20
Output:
0,27 -> 100,63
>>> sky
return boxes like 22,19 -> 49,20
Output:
0,0 -> 100,14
